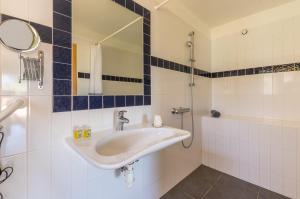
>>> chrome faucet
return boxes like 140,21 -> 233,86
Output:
115,110 -> 129,131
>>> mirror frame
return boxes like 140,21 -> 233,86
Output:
0,19 -> 41,53
53,0 -> 151,112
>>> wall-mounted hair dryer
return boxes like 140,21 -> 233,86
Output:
0,97 -> 26,123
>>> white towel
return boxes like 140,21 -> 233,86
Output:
89,44 -> 103,95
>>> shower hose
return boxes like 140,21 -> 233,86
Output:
181,84 -> 195,149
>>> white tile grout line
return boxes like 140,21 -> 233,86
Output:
200,173 -> 223,199
184,192 -> 196,199
200,185 -> 213,199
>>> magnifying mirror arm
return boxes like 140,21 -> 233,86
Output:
19,50 -> 44,89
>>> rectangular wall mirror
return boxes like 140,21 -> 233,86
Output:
72,0 -> 144,96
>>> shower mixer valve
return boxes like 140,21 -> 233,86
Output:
171,107 -> 191,115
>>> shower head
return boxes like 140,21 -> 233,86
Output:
186,41 -> 193,47
187,31 -> 195,47
189,31 -> 195,36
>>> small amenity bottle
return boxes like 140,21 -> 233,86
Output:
73,126 -> 82,140
82,125 -> 92,138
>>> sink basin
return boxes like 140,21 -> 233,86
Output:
66,125 -> 191,169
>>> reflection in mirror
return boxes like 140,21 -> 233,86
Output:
0,19 -> 40,53
72,0 -> 144,96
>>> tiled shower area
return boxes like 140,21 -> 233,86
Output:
163,165 -> 289,199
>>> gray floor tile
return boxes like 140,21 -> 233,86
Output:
161,184 -> 195,199
258,188 -> 290,199
203,174 -> 259,199
189,165 -> 223,185
175,166 -> 222,198
160,165 -> 290,199
177,177 -> 213,199
161,165 -> 221,199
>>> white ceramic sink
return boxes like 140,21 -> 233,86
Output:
66,125 -> 191,169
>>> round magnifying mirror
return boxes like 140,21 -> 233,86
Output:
0,19 -> 41,53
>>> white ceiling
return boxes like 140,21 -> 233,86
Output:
158,0 -> 295,27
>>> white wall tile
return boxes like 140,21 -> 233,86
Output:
124,106 -> 152,125
282,127 -> 297,198
28,150 -> 51,199
1,0 -> 28,21
1,0 -> 52,26
71,153 -> 87,199
28,0 -> 52,27
201,117 -> 210,166
0,46 -> 28,96
87,109 -> 105,132
72,110 -> 90,128
259,124 -> 271,190
51,112 -> 71,149
0,154 -> 27,199
28,96 -> 52,151
201,116 -> 300,198
238,121 -> 250,182
51,147 -> 72,199
248,123 -> 260,185
270,126 -> 283,182
89,108 -> 114,131
297,130 -> 300,199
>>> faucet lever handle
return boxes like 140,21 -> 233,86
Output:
118,110 -> 127,117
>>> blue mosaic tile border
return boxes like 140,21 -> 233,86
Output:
210,63 -> 300,78
151,56 -> 211,78
151,56 -> 300,80
53,0 -> 152,112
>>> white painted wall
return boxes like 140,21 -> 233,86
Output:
0,1 -> 211,199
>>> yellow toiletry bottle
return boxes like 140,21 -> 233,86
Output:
82,125 -> 91,138
73,126 -> 82,140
